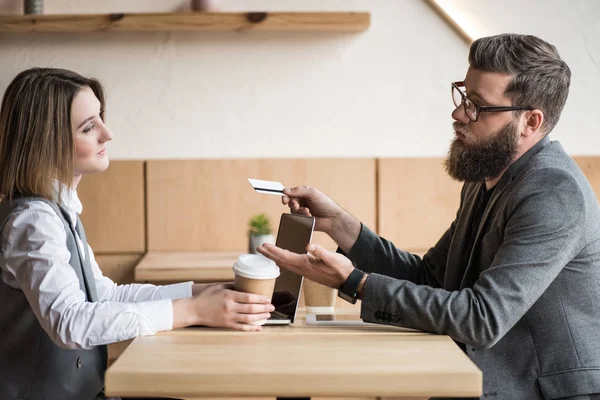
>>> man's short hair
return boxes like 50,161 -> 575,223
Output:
469,33 -> 571,134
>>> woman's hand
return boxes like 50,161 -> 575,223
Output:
173,284 -> 274,331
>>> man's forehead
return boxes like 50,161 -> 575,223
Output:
464,68 -> 513,101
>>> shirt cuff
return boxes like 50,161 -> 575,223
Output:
336,222 -> 366,256
160,281 -> 193,300
135,299 -> 174,334
341,223 -> 379,268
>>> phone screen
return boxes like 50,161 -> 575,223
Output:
315,314 -> 362,322
271,214 -> 315,320
275,214 -> 315,254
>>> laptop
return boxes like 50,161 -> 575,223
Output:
263,213 -> 315,325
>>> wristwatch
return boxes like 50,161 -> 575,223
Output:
338,268 -> 366,304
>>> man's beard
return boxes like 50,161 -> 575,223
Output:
444,120 -> 520,182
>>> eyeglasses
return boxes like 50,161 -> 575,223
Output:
451,81 -> 533,122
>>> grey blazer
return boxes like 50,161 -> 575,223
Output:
346,137 -> 600,399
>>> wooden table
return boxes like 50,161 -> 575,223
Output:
105,310 -> 482,399
135,251 -> 241,283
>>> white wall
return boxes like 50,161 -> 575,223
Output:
455,0 -> 600,156
0,0 -> 598,159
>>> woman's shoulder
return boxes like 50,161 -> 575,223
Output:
4,198 -> 60,215
0,199 -> 66,239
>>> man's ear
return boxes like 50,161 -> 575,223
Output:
522,109 -> 544,137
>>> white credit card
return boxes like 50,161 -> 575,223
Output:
248,178 -> 285,195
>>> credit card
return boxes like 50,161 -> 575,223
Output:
248,178 -> 285,195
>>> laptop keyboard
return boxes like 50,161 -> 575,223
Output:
270,311 -> 288,320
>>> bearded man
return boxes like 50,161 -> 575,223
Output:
258,34 -> 600,400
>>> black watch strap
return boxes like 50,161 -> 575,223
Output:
338,268 -> 366,304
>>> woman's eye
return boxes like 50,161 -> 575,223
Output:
83,123 -> 95,133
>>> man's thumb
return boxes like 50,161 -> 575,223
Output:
307,244 -> 332,263
287,185 -> 310,196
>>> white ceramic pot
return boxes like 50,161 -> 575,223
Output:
248,234 -> 275,254
24,0 -> 43,14
191,0 -> 218,11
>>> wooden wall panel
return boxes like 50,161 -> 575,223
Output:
95,254 -> 143,285
146,159 -> 376,252
378,156 -> 600,253
78,161 -> 145,253
574,156 -> 600,200
101,254 -> 143,365
377,158 -> 462,252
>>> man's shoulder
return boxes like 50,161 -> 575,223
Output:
508,141 -> 597,217
516,141 -> 584,185
532,140 -> 573,167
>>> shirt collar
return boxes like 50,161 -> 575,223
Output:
52,180 -> 83,223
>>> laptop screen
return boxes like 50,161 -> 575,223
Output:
270,213 -> 315,322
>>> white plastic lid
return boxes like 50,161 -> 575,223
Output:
232,254 -> 280,280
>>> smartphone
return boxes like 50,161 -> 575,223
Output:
305,313 -> 371,326
275,213 -> 315,254
269,213 -> 315,323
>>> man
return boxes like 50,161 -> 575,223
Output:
257,34 -> 600,400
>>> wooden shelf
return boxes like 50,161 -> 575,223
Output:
134,251 -> 242,283
0,11 -> 370,33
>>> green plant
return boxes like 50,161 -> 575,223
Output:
248,213 -> 273,237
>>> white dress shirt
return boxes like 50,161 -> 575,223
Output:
0,186 -> 193,350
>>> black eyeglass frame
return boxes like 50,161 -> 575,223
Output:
452,81 -> 534,122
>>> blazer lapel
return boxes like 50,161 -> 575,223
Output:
457,136 -> 552,289
444,182 -> 481,291
459,182 -> 510,289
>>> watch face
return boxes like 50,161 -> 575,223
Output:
338,290 -> 358,304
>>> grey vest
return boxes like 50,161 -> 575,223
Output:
0,197 -> 107,400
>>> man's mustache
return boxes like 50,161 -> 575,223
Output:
453,122 -> 469,136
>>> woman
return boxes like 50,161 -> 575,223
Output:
0,68 -> 273,400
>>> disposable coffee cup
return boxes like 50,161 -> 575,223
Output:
303,278 -> 336,314
233,254 -> 280,325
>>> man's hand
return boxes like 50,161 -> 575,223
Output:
173,283 -> 274,331
282,186 -> 343,234
282,186 -> 361,252
257,243 -> 355,289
